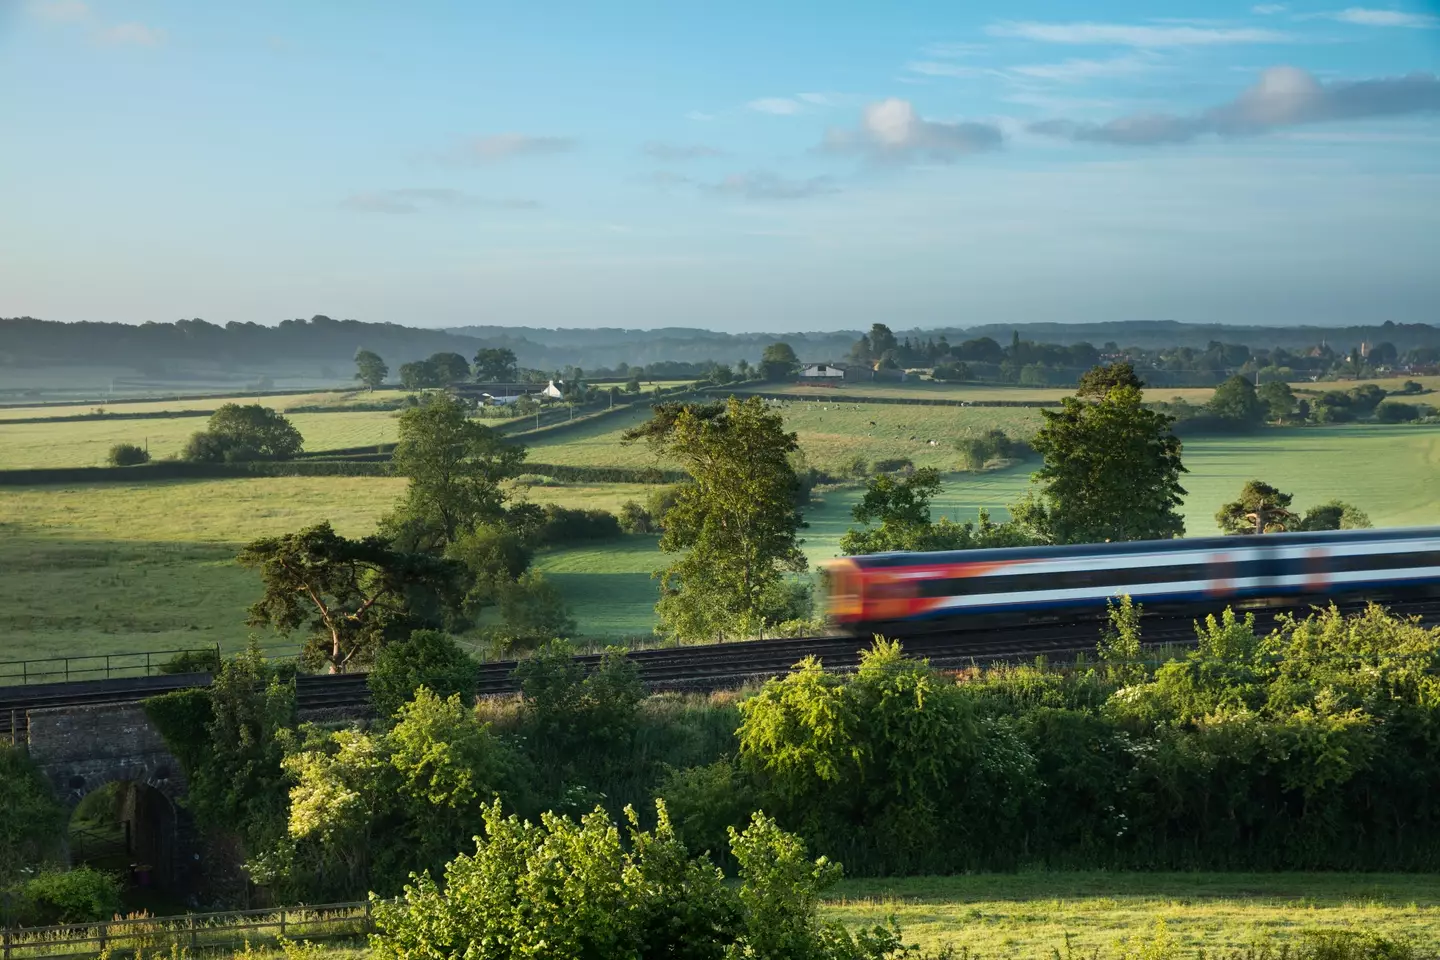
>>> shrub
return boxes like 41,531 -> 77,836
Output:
512,473 -> 563,487
1376,400 -> 1421,423
8,867 -> 123,925
0,748 -> 66,883
871,457 -> 914,475
534,504 -> 623,545
106,443 -> 150,466
656,759 -> 758,860
492,570 -> 576,650
1400,379 -> 1424,395
368,629 -> 481,717
371,801 -> 904,960
183,404 -> 303,462
617,499 -> 656,534
158,647 -> 222,675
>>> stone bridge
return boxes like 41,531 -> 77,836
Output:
24,701 -> 198,892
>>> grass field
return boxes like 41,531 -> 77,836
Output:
526,400 -> 1047,473
730,381 -> 1221,404
825,872 -> 1440,953
0,410 -> 401,468
0,389 -> 410,420
3,423 -> 1439,658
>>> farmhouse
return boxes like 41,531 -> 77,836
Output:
540,380 -> 566,399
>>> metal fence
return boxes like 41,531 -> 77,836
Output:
0,902 -> 374,960
0,648 -> 220,687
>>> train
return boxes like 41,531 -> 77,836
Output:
823,526 -> 1440,636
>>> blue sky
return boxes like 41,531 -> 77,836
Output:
2,1 -> 1438,332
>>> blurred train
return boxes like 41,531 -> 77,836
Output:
823,527 -> 1440,636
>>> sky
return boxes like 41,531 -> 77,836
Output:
2,1 -> 1438,332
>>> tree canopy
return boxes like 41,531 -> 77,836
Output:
1019,365 -> 1187,544
760,342 -> 800,381
1216,480 -> 1372,535
183,403 -> 304,462
472,347 -> 518,382
354,349 -> 388,390
1207,375 -> 1265,425
239,522 -> 464,672
385,392 -> 526,552
623,397 -> 808,641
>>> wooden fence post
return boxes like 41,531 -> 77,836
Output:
3,922 -> 11,960
363,900 -> 371,934
279,908 -> 286,940
189,913 -> 197,953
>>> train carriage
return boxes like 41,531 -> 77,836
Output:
825,527 -> 1440,637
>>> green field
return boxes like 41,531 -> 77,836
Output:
825,872 -> 1440,953
0,410 -> 400,468
3,417 -> 1439,659
526,400 -> 1046,473
0,389 -> 410,421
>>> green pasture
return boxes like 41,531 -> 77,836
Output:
3,424 -> 1439,658
730,380 -> 1219,405
0,410 -> 400,468
825,872 -> 1440,953
0,389 -> 409,421
526,400 -> 1046,473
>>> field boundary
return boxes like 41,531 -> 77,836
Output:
0,901 -> 376,959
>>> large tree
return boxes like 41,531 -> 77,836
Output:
1216,480 -> 1298,535
354,349 -> 389,391
842,468 -> 1039,555
385,392 -> 526,552
760,342 -> 800,381
183,403 -> 304,462
428,352 -> 472,387
1207,375 -> 1265,425
1019,365 -> 1187,544
239,522 -> 463,672
472,347 -> 518,383
623,397 -> 807,641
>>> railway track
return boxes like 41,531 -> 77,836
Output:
5,599 -> 1440,730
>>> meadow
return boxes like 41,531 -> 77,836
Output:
0,410 -> 401,468
2,404 -> 1439,659
825,872 -> 1440,953
0,388 -> 410,420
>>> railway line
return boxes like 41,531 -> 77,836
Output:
5,599 -> 1439,734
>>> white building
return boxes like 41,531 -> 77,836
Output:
540,380 -> 566,399
799,363 -> 846,379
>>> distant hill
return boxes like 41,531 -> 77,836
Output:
4,315 -> 1437,376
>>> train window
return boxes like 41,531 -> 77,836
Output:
1328,550 -> 1440,574
915,562 -> 1208,598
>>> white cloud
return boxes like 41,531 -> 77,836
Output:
1029,66 -> 1440,144
462,134 -> 576,162
342,189 -> 539,214
1010,56 -> 1155,83
642,142 -> 726,160
904,61 -> 997,79
748,97 -> 804,115
796,92 -> 833,105
706,171 -> 838,200
921,41 -> 988,57
987,20 -> 1291,46
28,0 -> 90,22
1323,7 -> 1439,27
1251,3 -> 1287,13
98,23 -> 166,46
822,98 -> 1004,163
685,111 -> 714,121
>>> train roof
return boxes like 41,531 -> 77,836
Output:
838,526 -> 1440,570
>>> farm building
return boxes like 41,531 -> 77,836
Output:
800,363 -> 846,379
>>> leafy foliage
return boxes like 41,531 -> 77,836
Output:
368,629 -> 481,717
761,341 -> 801,381
106,442 -> 150,466
3,867 -> 122,925
841,468 -> 1039,555
0,748 -> 66,883
472,347 -> 518,382
384,392 -> 526,552
1207,375 -> 1265,425
183,403 -> 304,462
371,800 -> 907,960
354,348 -> 388,390
239,522 -> 464,672
1216,479 -> 1298,534
624,397 -> 808,642
1022,367 -> 1186,544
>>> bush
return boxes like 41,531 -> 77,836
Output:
871,457 -> 914,475
7,867 -> 123,925
371,801 -> 904,960
491,570 -> 576,650
1376,400 -> 1421,423
158,648 -> 222,675
369,629 -> 481,717
617,499 -> 656,534
183,403 -> 303,462
656,759 -> 758,860
0,748 -> 66,883
106,443 -> 150,466
534,504 -> 623,545
512,473 -> 563,487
